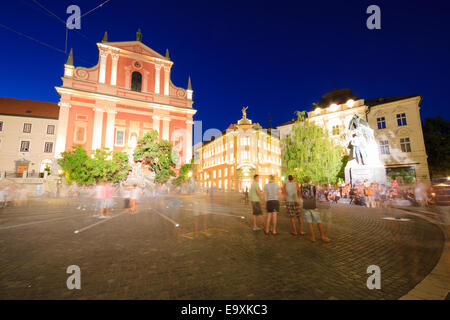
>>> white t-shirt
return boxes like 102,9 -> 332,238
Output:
264,182 -> 280,201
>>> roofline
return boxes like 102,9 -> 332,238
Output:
0,113 -> 58,120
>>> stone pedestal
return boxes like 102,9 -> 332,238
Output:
345,159 -> 387,185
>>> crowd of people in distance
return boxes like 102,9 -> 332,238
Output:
249,174 -> 331,243
319,179 -> 433,208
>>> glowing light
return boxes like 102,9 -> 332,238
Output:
346,99 -> 355,107
58,169 -> 63,175
329,103 -> 338,111
314,108 -> 321,114
188,171 -> 192,177
175,224 -> 180,228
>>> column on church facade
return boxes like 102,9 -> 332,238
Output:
163,66 -> 170,96
98,49 -> 108,84
152,115 -> 160,136
185,120 -> 194,163
143,70 -> 149,92
162,117 -> 170,140
92,107 -> 104,150
104,110 -> 116,151
55,100 -> 71,158
110,51 -> 119,86
154,64 -> 161,94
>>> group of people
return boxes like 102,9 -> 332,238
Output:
93,182 -> 141,218
320,179 -> 432,208
249,174 -> 331,243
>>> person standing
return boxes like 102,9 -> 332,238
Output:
302,181 -> 330,242
264,175 -> 281,235
249,175 -> 264,231
283,175 -> 304,236
366,183 -> 375,208
130,184 -> 140,215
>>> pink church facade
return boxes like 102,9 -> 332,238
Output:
54,33 -> 196,167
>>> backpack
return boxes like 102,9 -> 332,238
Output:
302,185 -> 316,209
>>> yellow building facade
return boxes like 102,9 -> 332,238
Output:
195,109 -> 282,191
278,88 -> 430,183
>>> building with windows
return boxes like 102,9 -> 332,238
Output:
0,97 -> 58,177
55,31 -> 196,168
277,88 -> 430,183
196,109 -> 282,191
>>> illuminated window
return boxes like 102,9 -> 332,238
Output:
218,169 -> 222,178
23,123 -> 32,133
213,170 -> 216,178
218,180 -> 222,188
397,113 -> 407,126
379,140 -> 390,155
377,117 -> 386,129
332,125 -> 340,136
20,141 -> 30,152
47,125 -> 55,135
115,130 -> 125,146
400,137 -> 411,152
224,168 -> 228,176
44,142 -> 53,153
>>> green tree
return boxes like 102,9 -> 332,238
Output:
173,162 -> 194,185
282,111 -> 344,184
58,145 -> 131,185
422,116 -> 450,178
133,130 -> 178,184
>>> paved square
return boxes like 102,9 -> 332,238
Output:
0,192 -> 445,299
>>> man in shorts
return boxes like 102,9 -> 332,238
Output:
302,181 -> 330,243
264,175 -> 281,235
250,174 -> 264,231
283,175 -> 305,236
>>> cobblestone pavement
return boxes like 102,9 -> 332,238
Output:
0,192 -> 445,300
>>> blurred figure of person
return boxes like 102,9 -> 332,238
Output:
283,175 -> 304,236
302,181 -> 331,243
349,185 -> 356,205
318,188 -> 332,239
94,181 -> 104,217
414,182 -> 426,207
379,184 -> 387,208
366,183 -> 375,208
249,174 -> 264,231
130,184 -> 140,214
122,184 -> 131,213
264,175 -> 281,235
103,182 -> 114,217
0,183 -> 6,208
244,187 -> 249,205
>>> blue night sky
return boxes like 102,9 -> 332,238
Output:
0,0 -> 449,143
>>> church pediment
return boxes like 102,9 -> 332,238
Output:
101,41 -> 168,60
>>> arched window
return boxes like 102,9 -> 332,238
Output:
131,71 -> 142,92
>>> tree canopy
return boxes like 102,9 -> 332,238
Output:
133,130 -> 178,184
422,116 -> 450,178
58,145 -> 131,185
282,111 -> 344,184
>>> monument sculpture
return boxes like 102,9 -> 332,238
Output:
345,114 -> 386,184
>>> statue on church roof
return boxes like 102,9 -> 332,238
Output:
242,106 -> 248,119
136,28 -> 142,42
